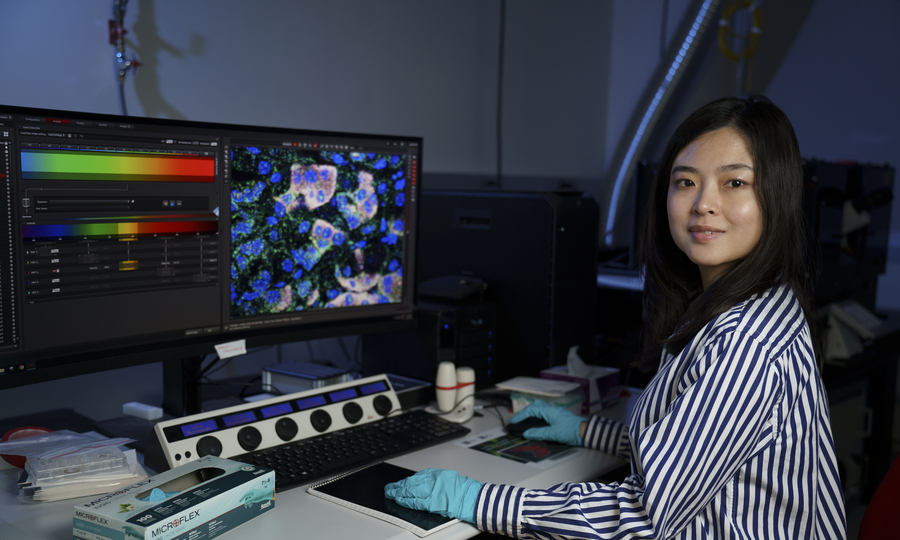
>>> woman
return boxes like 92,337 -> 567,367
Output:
385,96 -> 847,539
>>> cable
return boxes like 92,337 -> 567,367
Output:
118,85 -> 128,117
201,376 -> 283,400
496,0 -> 506,189
433,393 -> 477,417
177,354 -> 213,386
109,0 -> 140,116
432,392 -> 510,427
477,397 -> 510,429
199,357 -> 232,379
196,344 -> 274,381
199,376 -> 243,402
660,0 -> 670,60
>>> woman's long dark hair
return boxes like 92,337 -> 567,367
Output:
635,95 -> 819,372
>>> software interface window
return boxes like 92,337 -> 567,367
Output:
0,106 -> 421,385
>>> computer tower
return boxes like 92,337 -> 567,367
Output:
362,299 -> 497,387
803,160 -> 895,311
411,190 -> 599,382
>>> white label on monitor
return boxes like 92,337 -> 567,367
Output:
215,339 -> 247,359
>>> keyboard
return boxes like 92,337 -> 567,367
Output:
236,409 -> 470,492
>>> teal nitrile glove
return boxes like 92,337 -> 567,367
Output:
384,469 -> 482,523
510,399 -> 585,446
145,488 -> 180,501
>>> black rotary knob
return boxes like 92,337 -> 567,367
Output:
310,409 -> 332,432
197,436 -> 223,457
237,426 -> 262,452
343,402 -> 363,424
373,395 -> 393,416
275,417 -> 298,441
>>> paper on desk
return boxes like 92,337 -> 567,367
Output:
454,427 -> 580,469
495,376 -> 581,397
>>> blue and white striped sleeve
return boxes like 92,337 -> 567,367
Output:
582,415 -> 631,461
476,330 -> 781,539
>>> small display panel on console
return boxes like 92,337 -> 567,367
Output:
328,388 -> 357,403
222,411 -> 257,428
296,395 -> 327,411
182,419 -> 217,438
260,402 -> 292,419
360,381 -> 388,395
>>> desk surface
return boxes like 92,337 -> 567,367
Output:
0,395 -> 638,540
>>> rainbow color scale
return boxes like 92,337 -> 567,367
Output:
20,149 -> 214,183
22,220 -> 218,239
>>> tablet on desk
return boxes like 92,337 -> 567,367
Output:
308,462 -> 456,537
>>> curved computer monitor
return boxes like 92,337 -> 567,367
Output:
0,104 -> 420,399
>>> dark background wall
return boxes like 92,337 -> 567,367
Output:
1,0 -> 898,420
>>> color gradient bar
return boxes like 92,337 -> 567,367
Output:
72,214 -> 214,221
20,149 -> 215,183
22,220 -> 218,239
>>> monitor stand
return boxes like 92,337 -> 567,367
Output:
92,357 -> 203,457
162,356 -> 204,418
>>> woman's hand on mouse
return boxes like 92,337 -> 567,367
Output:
510,399 -> 586,446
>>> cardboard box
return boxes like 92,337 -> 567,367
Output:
73,455 -> 274,540
540,365 -> 621,414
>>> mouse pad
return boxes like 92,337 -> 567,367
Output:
471,433 -> 574,464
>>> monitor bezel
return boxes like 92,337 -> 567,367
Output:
0,103 -> 420,391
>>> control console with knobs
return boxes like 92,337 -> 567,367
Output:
144,374 -> 400,472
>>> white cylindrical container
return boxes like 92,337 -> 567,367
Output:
455,366 -> 475,404
435,361 -> 458,412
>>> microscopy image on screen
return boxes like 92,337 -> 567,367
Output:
229,147 -> 407,317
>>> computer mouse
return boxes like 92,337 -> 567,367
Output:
505,417 -> 550,438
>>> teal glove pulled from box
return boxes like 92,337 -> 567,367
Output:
510,398 -> 585,446
384,469 -> 482,523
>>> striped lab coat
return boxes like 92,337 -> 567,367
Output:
476,283 -> 847,539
